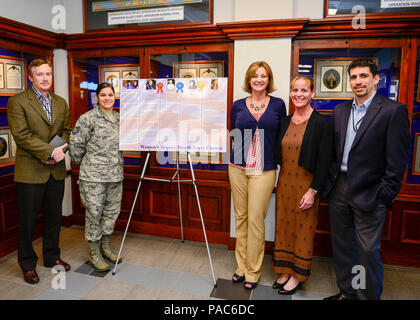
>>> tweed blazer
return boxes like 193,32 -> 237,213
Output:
7,88 -> 72,183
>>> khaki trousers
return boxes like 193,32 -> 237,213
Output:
228,165 -> 276,282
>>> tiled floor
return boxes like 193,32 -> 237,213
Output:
0,225 -> 419,300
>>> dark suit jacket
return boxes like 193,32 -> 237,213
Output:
323,93 -> 410,212
7,88 -> 72,183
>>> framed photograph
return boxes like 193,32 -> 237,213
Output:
412,133 -> 420,176
314,57 -> 378,100
84,0 -> 213,32
173,61 -> 224,79
99,64 -> 140,99
0,55 -> 26,95
0,128 -> 15,165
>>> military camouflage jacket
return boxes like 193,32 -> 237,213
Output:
69,107 -> 123,182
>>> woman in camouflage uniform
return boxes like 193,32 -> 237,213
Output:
69,83 -> 124,271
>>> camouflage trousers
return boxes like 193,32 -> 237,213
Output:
78,180 -> 123,241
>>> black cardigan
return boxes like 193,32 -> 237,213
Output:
275,109 -> 333,192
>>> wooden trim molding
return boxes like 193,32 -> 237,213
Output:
64,19 -> 309,50
0,17 -> 62,49
2,15 -> 420,51
217,19 -> 308,40
64,24 -> 228,50
297,14 -> 420,40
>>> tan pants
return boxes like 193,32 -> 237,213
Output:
228,165 -> 276,282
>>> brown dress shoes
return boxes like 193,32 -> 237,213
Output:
23,269 -> 39,284
44,258 -> 71,272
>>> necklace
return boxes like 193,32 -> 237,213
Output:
250,96 -> 266,112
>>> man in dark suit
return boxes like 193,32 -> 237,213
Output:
7,58 -> 72,284
323,58 -> 410,300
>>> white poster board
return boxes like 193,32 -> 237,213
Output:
119,78 -> 228,153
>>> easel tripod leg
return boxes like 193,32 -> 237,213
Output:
187,152 -> 217,288
112,152 -> 151,275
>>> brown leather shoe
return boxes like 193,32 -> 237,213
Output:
23,269 -> 39,284
44,259 -> 71,272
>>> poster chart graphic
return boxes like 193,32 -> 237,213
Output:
119,77 -> 228,153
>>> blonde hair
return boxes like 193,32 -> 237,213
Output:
243,61 -> 275,94
28,58 -> 52,76
290,76 -> 314,91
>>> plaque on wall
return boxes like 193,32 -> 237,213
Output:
99,64 -> 140,99
0,129 -> 15,165
173,60 -> 224,78
0,56 -> 26,95
413,133 -> 420,175
84,0 -> 213,31
313,57 -> 378,100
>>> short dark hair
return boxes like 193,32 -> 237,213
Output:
96,82 -> 115,97
348,58 -> 378,77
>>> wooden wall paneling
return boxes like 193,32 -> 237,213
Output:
70,59 -> 89,126
400,210 -> 420,245
298,15 -> 420,40
0,17 -> 62,49
120,176 -> 143,221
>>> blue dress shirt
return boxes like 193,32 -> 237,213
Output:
340,91 -> 377,172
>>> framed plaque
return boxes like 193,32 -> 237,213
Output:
0,128 -> 15,165
99,64 -> 140,98
313,57 -> 378,100
0,63 -> 4,89
173,60 -> 224,78
412,133 -> 420,176
84,0 -> 213,32
0,56 -> 26,96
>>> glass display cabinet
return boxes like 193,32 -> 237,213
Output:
292,37 -> 420,266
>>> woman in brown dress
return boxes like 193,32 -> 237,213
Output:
272,76 -> 332,295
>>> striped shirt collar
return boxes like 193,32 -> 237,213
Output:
31,86 -> 51,103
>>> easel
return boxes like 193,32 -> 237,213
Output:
112,151 -> 217,288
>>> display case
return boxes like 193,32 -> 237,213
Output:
68,43 -> 233,245
292,37 -> 420,266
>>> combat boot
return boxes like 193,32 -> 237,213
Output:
101,235 -> 122,263
88,240 -> 110,271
